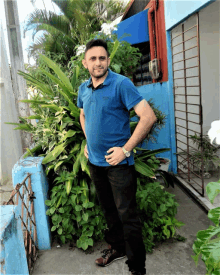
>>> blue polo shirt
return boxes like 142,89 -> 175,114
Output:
77,68 -> 143,166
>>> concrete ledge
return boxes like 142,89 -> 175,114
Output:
0,205 -> 29,275
175,176 -> 215,211
12,157 -> 51,250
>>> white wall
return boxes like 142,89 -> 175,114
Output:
199,0 -> 220,135
0,23 -> 23,185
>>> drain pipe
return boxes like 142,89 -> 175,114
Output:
148,0 -> 161,81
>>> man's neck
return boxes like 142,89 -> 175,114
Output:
91,70 -> 108,88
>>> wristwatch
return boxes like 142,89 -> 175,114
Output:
122,147 -> 131,157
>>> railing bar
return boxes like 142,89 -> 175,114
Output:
175,102 -> 200,105
176,139 -> 199,151
172,45 -> 197,56
176,117 -> 200,125
173,76 -> 199,80
174,86 -> 200,88
175,109 -> 199,115
177,164 -> 202,180
175,94 -> 200,96
173,65 -> 199,72
172,35 -> 197,47
18,192 -> 36,226
173,55 -> 198,64
177,158 -> 202,175
20,218 -> 37,248
171,24 -> 197,40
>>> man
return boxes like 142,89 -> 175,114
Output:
77,39 -> 157,275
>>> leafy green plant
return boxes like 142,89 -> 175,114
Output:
177,134 -> 220,174
136,179 -> 185,252
192,180 -> 220,274
45,176 -> 107,250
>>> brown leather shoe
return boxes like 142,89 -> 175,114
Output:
95,245 -> 126,267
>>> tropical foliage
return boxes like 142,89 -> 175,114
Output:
24,0 -> 127,65
192,180 -> 220,275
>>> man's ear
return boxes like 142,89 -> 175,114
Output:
108,57 -> 111,66
82,59 -> 87,69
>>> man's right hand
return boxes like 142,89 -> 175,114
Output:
84,144 -> 89,159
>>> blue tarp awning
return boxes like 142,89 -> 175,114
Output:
113,9 -> 149,45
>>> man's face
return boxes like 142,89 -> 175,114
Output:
82,46 -> 110,79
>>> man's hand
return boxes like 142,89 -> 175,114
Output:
105,147 -> 126,166
84,144 -> 89,159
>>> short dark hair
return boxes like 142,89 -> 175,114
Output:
85,39 -> 109,57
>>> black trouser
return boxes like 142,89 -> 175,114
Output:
88,160 -> 146,274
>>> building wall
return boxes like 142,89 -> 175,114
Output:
199,1 -> 220,134
0,23 -> 23,185
164,0 -> 220,172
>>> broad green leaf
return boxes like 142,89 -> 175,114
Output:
18,70 -> 54,96
51,226 -> 57,232
60,130 -> 76,143
71,65 -> 80,90
109,40 -> 120,64
60,235 -> 65,244
111,63 -> 121,73
136,148 -> 171,161
82,213 -> 89,222
206,180 -> 220,204
39,54 -> 74,94
135,158 -> 155,178
20,99 -> 47,104
81,242 -> 88,251
26,148 -> 34,156
25,115 -> 42,120
58,207 -> 65,214
40,104 -> 62,112
45,200 -> 51,206
56,195 -> 62,208
54,161 -> 64,172
66,180 -> 72,195
73,151 -> 81,176
50,207 -> 56,215
208,207 -> 220,226
39,67 -> 75,99
75,205 -> 82,212
13,124 -> 33,132
42,143 -> 66,164
87,238 -> 93,246
70,143 -> 81,154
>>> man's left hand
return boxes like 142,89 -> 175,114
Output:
105,147 -> 126,166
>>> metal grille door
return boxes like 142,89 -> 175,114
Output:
3,173 -> 38,272
171,13 -> 205,196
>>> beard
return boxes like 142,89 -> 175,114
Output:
90,67 -> 108,79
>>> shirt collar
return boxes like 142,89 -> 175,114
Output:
87,68 -> 112,88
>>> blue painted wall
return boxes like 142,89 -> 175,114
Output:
164,0 -> 215,30
136,81 -> 177,173
0,206 -> 29,275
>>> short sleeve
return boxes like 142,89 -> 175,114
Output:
77,85 -> 83,108
119,78 -> 143,111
